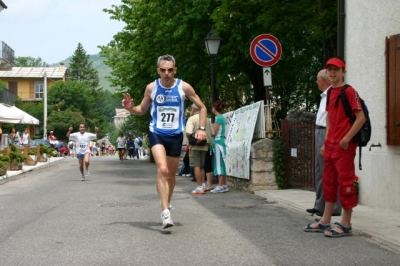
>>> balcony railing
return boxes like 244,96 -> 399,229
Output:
0,40 -> 15,70
0,88 -> 16,105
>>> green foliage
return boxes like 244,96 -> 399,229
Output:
47,110 -> 86,142
53,55 -> 115,92
28,150 -> 37,155
67,43 -> 100,89
119,114 -> 150,139
14,56 -> 49,67
46,80 -> 109,139
0,81 -> 6,103
0,155 -> 10,170
9,144 -> 27,164
39,144 -> 55,157
272,137 -> 287,189
100,0 -> 337,120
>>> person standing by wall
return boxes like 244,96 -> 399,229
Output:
186,103 -> 213,194
9,128 -> 21,145
306,69 -> 342,217
210,101 -> 229,193
21,128 -> 32,146
67,124 -> 99,181
122,54 -> 207,229
303,57 -> 365,237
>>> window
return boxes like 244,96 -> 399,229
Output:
35,82 -> 44,99
386,34 -> 400,146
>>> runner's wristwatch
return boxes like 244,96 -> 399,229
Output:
198,126 -> 205,131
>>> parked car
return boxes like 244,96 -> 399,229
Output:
30,139 -> 51,148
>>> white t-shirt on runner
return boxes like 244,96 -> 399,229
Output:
69,132 -> 97,155
116,136 -> 126,149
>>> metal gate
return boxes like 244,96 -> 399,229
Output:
281,120 -> 315,190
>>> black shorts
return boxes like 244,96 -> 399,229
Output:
118,148 -> 125,152
204,146 -> 213,173
148,131 -> 183,157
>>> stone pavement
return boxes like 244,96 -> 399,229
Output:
255,189 -> 400,253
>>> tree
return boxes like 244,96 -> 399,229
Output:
47,81 -> 107,134
14,56 -> 49,67
67,43 -> 100,89
100,0 -> 337,122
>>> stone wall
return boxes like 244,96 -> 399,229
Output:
228,138 -> 278,192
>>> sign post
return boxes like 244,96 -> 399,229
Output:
250,34 -> 282,138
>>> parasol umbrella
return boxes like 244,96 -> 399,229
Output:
0,103 -> 39,125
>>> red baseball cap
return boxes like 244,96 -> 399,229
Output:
325,58 -> 346,69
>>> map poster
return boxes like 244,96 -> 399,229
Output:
225,101 -> 262,179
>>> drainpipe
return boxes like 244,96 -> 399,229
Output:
337,0 -> 345,58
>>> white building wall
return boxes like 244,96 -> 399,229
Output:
345,0 -> 400,211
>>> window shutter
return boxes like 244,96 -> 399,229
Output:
8,81 -> 17,96
386,34 -> 400,146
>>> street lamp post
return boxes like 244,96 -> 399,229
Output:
204,29 -> 222,122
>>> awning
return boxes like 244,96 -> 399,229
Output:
0,103 -> 40,125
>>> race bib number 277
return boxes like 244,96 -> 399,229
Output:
156,106 -> 180,130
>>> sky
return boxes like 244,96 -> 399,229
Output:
0,0 -> 124,64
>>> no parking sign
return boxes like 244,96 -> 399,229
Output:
250,34 -> 282,67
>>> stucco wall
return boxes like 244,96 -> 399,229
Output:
0,78 -> 57,99
345,0 -> 400,211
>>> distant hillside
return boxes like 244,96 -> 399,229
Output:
51,54 -> 116,92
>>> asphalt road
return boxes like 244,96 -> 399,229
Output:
0,155 -> 399,266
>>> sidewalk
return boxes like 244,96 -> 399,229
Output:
255,189 -> 400,253
0,157 -> 65,181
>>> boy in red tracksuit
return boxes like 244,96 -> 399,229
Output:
304,57 -> 366,237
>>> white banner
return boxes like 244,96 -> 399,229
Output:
225,101 -> 263,179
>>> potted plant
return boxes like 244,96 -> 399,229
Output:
9,144 -> 27,170
0,155 -> 10,176
38,144 -> 56,161
28,149 -> 37,161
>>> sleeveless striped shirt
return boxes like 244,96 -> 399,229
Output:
149,78 -> 186,136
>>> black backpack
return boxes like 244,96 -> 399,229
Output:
326,84 -> 371,170
138,138 -> 143,147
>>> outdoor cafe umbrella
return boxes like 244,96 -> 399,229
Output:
0,103 -> 39,125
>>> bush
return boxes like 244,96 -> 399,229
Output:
9,144 -> 27,164
28,150 -> 37,155
0,155 -> 10,170
39,144 -> 55,157
272,137 -> 287,189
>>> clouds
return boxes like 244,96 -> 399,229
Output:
0,0 -> 123,64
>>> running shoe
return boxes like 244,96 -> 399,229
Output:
161,210 -> 174,229
85,171 -> 90,178
191,186 -> 205,194
211,186 -> 224,193
222,186 -> 229,192
81,175 -> 85,181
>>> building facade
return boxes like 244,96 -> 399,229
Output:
345,1 -> 400,211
